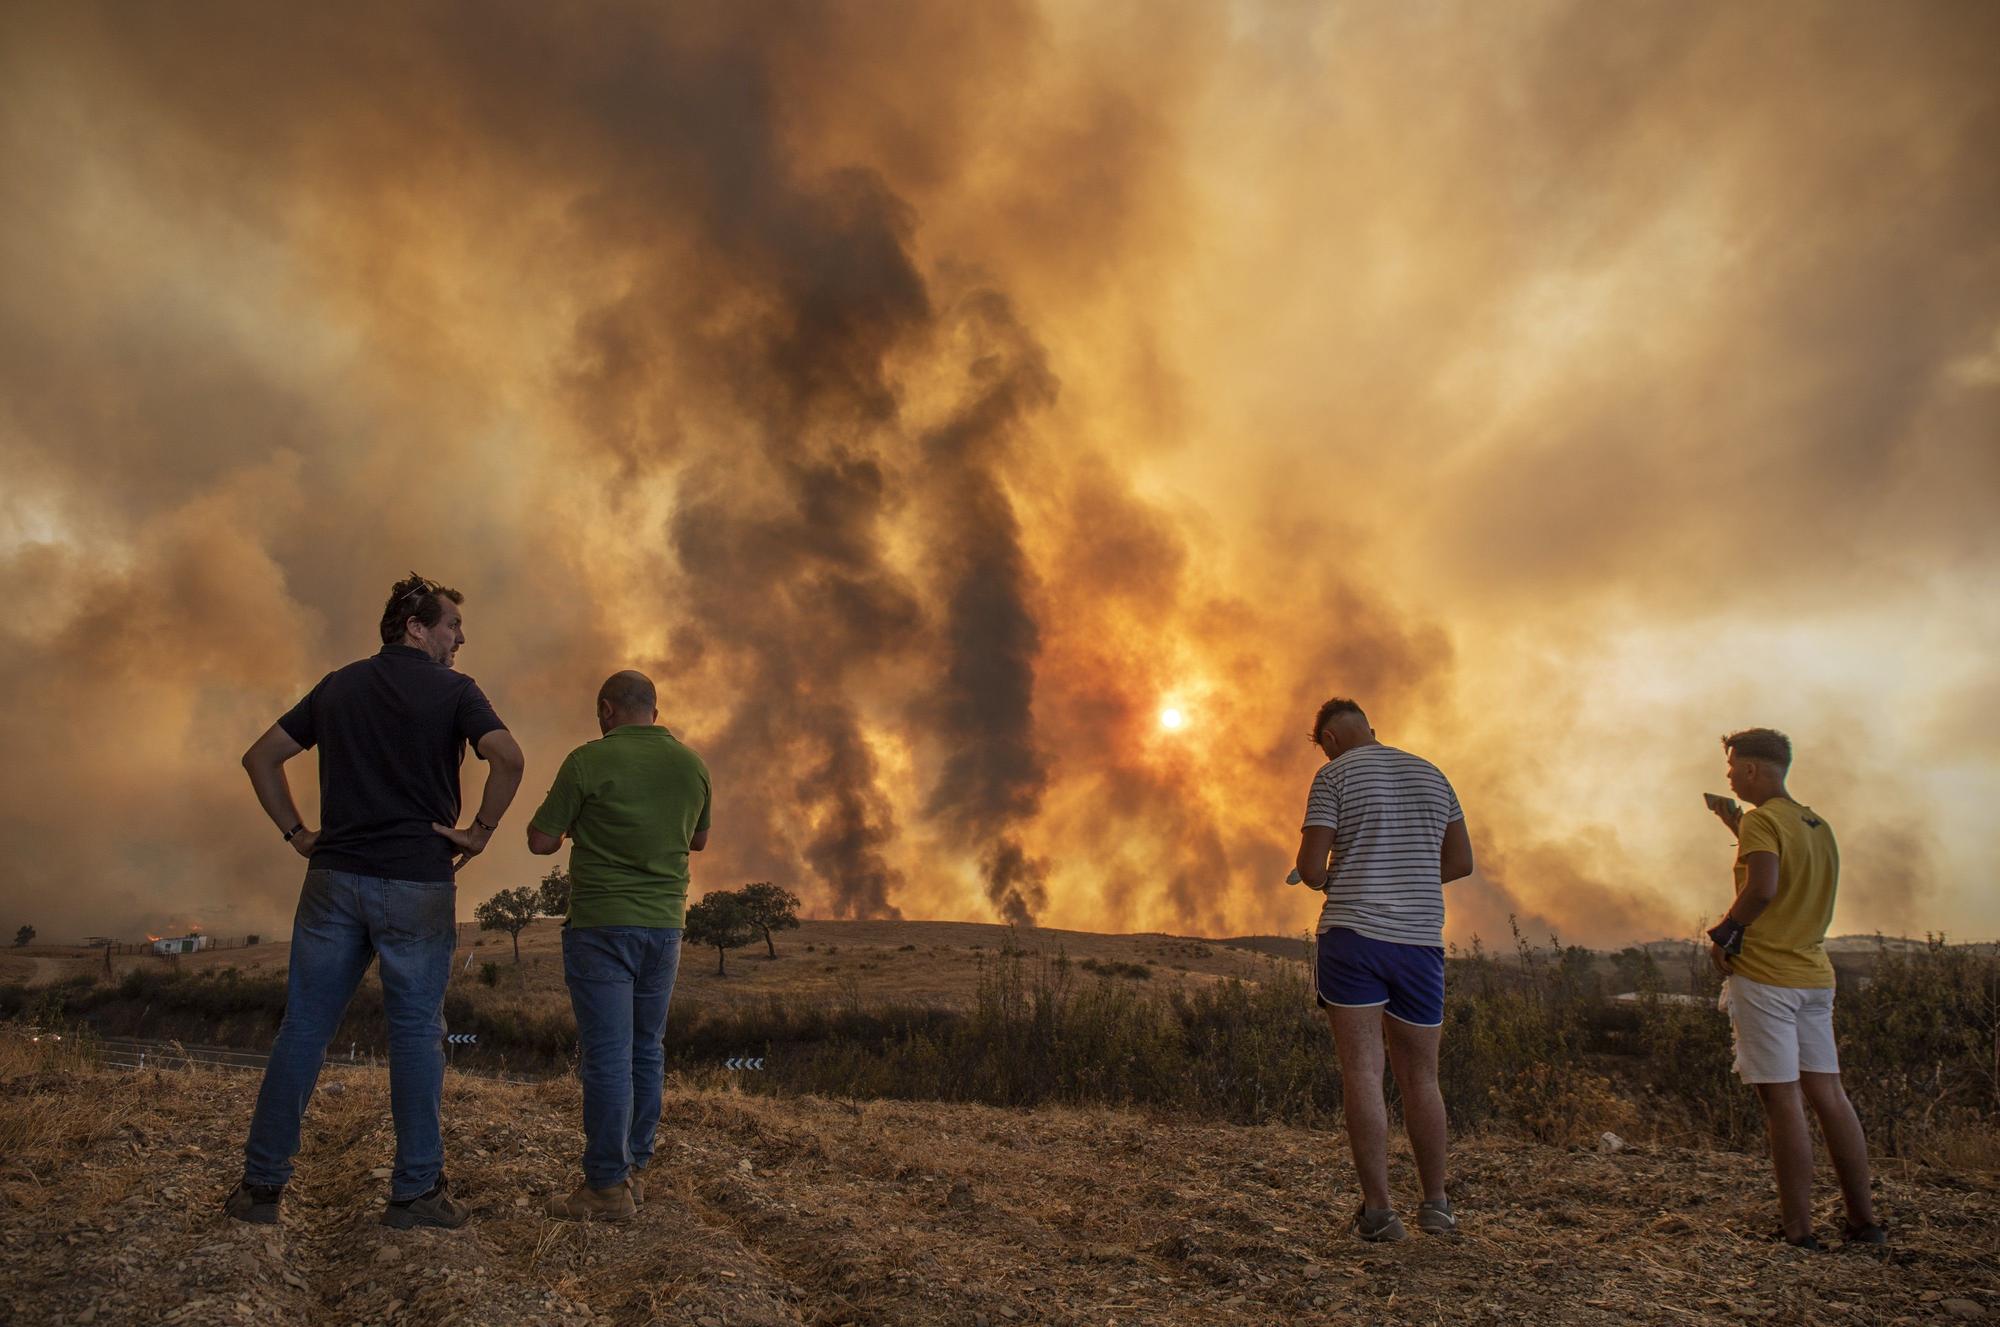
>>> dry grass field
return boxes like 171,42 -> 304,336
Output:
5,924 -> 1997,1324
4,918 -> 1294,1015
3,1033 -> 1996,1327
12,923 -> 1966,1008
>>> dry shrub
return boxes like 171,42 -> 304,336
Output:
0,1027 -> 128,1178
1909,1119 -> 2000,1171
1489,1063 -> 1631,1146
5,933 -> 1992,1164
1833,938 -> 2000,1156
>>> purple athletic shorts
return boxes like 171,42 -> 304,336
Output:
1314,926 -> 1446,1027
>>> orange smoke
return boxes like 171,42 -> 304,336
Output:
0,1 -> 1995,948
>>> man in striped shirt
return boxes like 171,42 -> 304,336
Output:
1295,697 -> 1474,1242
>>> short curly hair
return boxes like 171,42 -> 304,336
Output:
378,572 -> 464,646
1722,727 -> 1792,769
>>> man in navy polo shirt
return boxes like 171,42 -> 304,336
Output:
225,573 -> 525,1230
1295,697 -> 1473,1243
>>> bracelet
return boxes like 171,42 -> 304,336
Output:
473,816 -> 498,834
282,822 -> 307,842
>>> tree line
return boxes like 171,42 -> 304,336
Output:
472,868 -> 800,974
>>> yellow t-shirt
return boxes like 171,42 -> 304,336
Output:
1732,797 -> 1838,988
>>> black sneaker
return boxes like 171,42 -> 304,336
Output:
381,1175 -> 470,1230
223,1181 -> 284,1225
1780,1230 -> 1823,1251
1842,1222 -> 1888,1249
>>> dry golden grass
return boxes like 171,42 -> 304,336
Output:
469,920 -> 1294,1031
14,918 -> 1295,1013
3,1033 -> 1996,1327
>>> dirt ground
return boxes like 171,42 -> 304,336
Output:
2,1043 -> 1994,1327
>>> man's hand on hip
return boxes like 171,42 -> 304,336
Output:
433,821 -> 492,872
288,829 -> 319,860
1709,942 -> 1734,977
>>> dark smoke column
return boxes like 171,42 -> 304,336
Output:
918,290 -> 1060,926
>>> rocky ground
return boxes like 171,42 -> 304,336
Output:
2,1042 -> 1995,1326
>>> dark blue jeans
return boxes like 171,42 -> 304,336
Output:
243,868 -> 456,1200
563,926 -> 682,1189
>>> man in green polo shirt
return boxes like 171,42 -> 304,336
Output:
527,670 -> 710,1221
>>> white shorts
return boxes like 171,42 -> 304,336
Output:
1720,975 -> 1839,1084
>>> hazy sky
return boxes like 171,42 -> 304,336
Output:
2,1 -> 1994,947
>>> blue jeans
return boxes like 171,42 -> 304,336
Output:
563,926 -> 682,1189
243,868 -> 456,1200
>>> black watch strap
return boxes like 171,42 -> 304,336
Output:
282,822 -> 306,842
1708,917 -> 1746,955
473,816 -> 498,834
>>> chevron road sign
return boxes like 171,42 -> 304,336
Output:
724,1056 -> 766,1071
446,1033 -> 478,1045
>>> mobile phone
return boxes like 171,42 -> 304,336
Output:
1703,792 -> 1738,815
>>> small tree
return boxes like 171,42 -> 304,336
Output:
536,865 -> 572,920
684,890 -> 756,976
474,886 -> 539,962
737,882 -> 801,958
13,925 -> 33,948
1612,945 -> 1662,995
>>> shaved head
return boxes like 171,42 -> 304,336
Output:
598,669 -> 658,720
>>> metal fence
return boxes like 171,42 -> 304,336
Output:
79,922 -> 482,957
81,935 -> 268,957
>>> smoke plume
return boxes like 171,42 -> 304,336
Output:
1,1 -> 1995,948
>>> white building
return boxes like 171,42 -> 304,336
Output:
151,934 -> 211,955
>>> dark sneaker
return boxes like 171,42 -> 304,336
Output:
1780,1230 -> 1823,1251
546,1180 -> 636,1223
223,1181 -> 284,1225
1842,1222 -> 1888,1249
381,1176 -> 470,1230
1355,1206 -> 1407,1242
1416,1198 -> 1458,1235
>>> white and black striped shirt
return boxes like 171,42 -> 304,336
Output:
1302,745 -> 1462,948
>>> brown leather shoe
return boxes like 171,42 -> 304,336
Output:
546,1180 -> 635,1222
628,1171 -> 645,1206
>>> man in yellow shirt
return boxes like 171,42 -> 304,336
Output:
1706,728 -> 1883,1250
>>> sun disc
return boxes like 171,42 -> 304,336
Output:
1159,706 -> 1186,731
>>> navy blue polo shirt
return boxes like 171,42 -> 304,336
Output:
278,645 -> 508,882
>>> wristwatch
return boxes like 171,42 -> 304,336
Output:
1707,917 -> 1746,956
283,822 -> 307,842
473,816 -> 499,834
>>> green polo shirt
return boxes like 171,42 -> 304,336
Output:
528,725 -> 711,929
